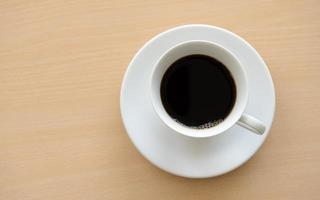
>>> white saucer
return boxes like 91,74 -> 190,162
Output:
120,25 -> 275,178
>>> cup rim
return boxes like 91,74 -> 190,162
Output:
149,40 -> 248,138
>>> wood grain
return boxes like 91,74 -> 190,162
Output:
1,0 -> 319,199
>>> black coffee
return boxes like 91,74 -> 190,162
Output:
160,54 -> 236,129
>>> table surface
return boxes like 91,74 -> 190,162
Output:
1,0 -> 319,199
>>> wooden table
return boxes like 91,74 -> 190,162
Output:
1,0 -> 319,199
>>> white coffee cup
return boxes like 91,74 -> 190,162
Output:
150,40 -> 265,138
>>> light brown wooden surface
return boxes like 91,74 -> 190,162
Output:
1,0 -> 319,199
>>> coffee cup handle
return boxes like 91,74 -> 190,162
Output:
236,114 -> 266,135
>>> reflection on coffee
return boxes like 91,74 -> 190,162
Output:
160,55 -> 236,129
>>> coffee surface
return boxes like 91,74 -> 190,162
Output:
160,54 -> 236,129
